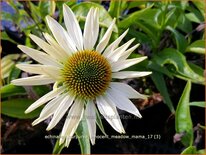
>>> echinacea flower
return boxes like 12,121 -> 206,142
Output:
12,4 -> 151,147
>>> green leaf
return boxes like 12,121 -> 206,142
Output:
177,14 -> 192,33
33,85 -> 51,97
197,149 -> 206,154
165,7 -> 184,28
154,48 -> 205,85
185,4 -> 204,24
108,0 -> 121,19
118,7 -> 160,48
38,1 -> 56,17
1,31 -> 19,44
148,61 -> 173,78
186,40 -> 205,54
192,1 -> 205,17
185,13 -> 202,23
188,62 -> 204,77
175,81 -> 193,146
118,4 -> 154,29
52,139 -> 65,154
28,1 -> 41,23
190,101 -> 205,108
72,2 -> 118,32
150,71 -> 175,113
1,98 -> 41,119
127,29 -> 152,45
8,66 -> 21,83
181,146 -> 197,154
135,22 -> 158,49
76,117 -> 91,154
127,1 -> 146,10
1,84 -> 26,98
38,1 -> 50,17
166,26 -> 188,53
164,7 -> 181,28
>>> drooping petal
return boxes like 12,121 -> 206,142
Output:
29,34 -> 65,61
63,4 -> 83,51
112,71 -> 152,79
32,94 -> 66,126
16,64 -> 61,80
118,44 -> 140,60
46,94 -> 75,130
25,86 -> 65,113
43,33 -> 69,59
110,82 -> 147,99
103,29 -> 129,57
18,45 -> 60,67
96,19 -> 116,53
85,100 -> 96,145
83,8 -> 99,50
111,56 -> 147,72
96,95 -> 125,133
59,98 -> 84,147
46,16 -> 77,54
11,75 -> 55,86
108,38 -> 135,62
106,88 -> 142,118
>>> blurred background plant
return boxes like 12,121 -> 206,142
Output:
1,0 -> 205,154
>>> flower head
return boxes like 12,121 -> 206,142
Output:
12,4 -> 151,147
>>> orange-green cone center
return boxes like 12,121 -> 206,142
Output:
62,50 -> 112,99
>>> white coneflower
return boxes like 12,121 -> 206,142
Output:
12,4 -> 151,147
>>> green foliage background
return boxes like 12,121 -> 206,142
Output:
1,0 -> 205,154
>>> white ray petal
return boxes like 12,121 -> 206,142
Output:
118,44 -> 140,60
40,65 -> 61,80
106,88 -> 142,118
17,64 -> 61,80
83,8 -> 99,50
96,95 -> 125,133
111,56 -> 147,72
59,98 -> 84,146
96,19 -> 116,53
46,16 -> 77,54
18,45 -> 60,67
110,82 -> 146,99
63,4 -> 83,51
43,33 -> 69,58
25,86 -> 65,113
11,75 -> 55,86
108,38 -> 135,62
29,34 -> 65,61
32,94 -> 66,126
16,64 -> 45,75
112,71 -> 152,79
85,100 -> 96,145
16,64 -> 61,78
46,94 -> 75,130
103,29 -> 129,57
